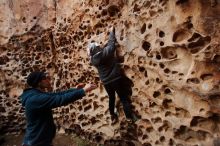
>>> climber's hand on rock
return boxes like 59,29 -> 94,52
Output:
111,26 -> 115,34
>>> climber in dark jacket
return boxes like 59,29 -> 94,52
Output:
87,27 -> 137,124
20,71 -> 97,146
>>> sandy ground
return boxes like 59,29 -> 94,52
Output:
0,134 -> 97,146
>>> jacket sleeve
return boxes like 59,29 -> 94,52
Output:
32,88 -> 86,109
102,31 -> 116,58
48,88 -> 77,96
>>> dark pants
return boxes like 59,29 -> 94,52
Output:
104,77 -> 133,119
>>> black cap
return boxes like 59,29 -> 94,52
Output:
27,71 -> 46,87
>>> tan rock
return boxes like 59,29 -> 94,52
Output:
0,0 -> 220,145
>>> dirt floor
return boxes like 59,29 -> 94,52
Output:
0,133 -> 97,146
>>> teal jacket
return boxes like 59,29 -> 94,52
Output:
20,88 -> 85,146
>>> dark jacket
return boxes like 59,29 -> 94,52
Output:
20,88 -> 85,146
91,31 -> 121,84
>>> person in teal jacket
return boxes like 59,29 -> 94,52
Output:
20,71 -> 97,146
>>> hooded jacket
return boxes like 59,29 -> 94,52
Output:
20,88 -> 85,146
90,31 -> 121,84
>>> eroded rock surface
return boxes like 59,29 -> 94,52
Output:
1,0 -> 220,146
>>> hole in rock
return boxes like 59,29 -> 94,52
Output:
173,29 -> 190,42
107,5 -> 119,17
137,128 -> 143,136
162,99 -> 172,108
142,41 -> 151,51
205,52 -> 212,58
95,135 -> 103,143
82,100 -> 89,106
101,9 -> 107,16
172,71 -> 178,74
155,140 -> 159,144
141,23 -> 146,34
144,71 -> 148,77
164,88 -> 171,94
143,134 -> 148,140
179,73 -> 184,76
91,117 -> 98,125
22,17 -> 26,23
161,47 -> 177,59
78,114 -> 85,121
156,78 -> 161,83
64,55 -> 68,59
174,125 -> 187,137
160,136 -> 165,142
187,78 -> 200,84
147,53 -> 153,58
78,105 -> 82,111
0,56 -> 9,65
213,55 -> 220,63
96,14 -> 101,18
190,116 -> 206,127
93,102 -> 99,110
199,108 -> 205,113
159,63 -> 165,68
146,127 -> 154,132
188,36 -> 211,54
164,68 -> 170,74
187,22 -> 193,29
174,125 -> 210,141
133,4 -> 140,12
156,54 -> 161,60
200,73 -> 213,81
145,80 -> 149,85
176,107 -> 191,118
153,91 -> 161,98
208,94 -> 220,100
139,66 -> 145,72
148,24 -> 152,29
126,141 -> 135,146
169,139 -> 174,145
143,143 -> 152,146
149,10 -> 156,17
159,31 -> 165,38
188,33 -> 202,42
165,111 -> 172,117
151,117 -> 162,124
176,0 -> 188,5
69,104 -> 74,110
160,41 -> 164,46
149,102 -> 157,108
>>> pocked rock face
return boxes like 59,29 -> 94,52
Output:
1,0 -> 220,145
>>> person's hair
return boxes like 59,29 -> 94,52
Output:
27,71 -> 46,88
87,42 -> 101,56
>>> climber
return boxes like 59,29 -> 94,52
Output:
20,71 -> 97,146
87,26 -> 138,124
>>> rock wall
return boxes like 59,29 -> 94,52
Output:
1,0 -> 220,145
